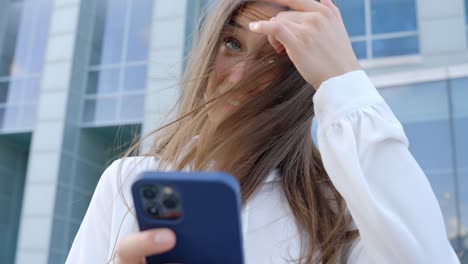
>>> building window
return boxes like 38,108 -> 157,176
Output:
449,77 -> 468,258
0,0 -> 52,132
83,0 -> 153,126
337,0 -> 419,60
465,0 -> 468,45
379,77 -> 468,256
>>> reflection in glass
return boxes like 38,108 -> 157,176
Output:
86,69 -> 120,94
126,0 -> 153,62
120,95 -> 144,121
0,2 -> 22,77
371,0 -> 417,34
373,36 -> 419,58
12,2 -> 34,77
83,98 -> 117,123
29,0 -> 53,74
90,0 -> 127,66
0,0 -> 52,77
123,66 -> 147,91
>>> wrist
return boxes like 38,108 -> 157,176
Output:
312,61 -> 361,91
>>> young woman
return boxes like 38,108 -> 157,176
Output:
66,0 -> 460,263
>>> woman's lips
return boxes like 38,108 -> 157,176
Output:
224,98 -> 241,112
227,98 -> 240,107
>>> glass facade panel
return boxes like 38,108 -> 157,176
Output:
84,0 -> 152,125
0,0 -> 52,133
22,77 -> 40,102
90,0 -> 127,66
2,0 -> 52,77
0,2 -> 23,77
371,0 -> 418,34
466,0 -> 468,25
0,108 -> 4,128
0,82 -> 7,103
380,81 -> 458,242
83,98 -> 117,123
11,3 -> 34,77
0,106 -> 18,130
351,41 -> 367,60
19,103 -> 36,128
120,94 -> 145,121
123,65 -> 147,91
451,78 -> 468,256
372,36 -> 419,58
29,0 -> 52,74
86,68 -> 120,94
126,0 -> 153,62
336,0 -> 419,59
339,0 -> 366,37
3,80 -> 23,104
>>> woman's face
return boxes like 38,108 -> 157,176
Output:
204,2 -> 285,125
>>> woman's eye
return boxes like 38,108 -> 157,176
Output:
224,37 -> 242,52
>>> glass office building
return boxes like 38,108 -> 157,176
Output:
0,0 -> 466,263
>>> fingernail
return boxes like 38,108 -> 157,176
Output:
154,230 -> 172,244
249,22 -> 258,30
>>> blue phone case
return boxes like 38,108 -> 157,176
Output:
131,171 -> 244,264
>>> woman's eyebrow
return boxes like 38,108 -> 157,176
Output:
228,19 -> 247,31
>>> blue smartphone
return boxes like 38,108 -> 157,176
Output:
131,171 -> 245,264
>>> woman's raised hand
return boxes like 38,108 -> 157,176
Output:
114,228 -> 176,264
250,0 -> 361,90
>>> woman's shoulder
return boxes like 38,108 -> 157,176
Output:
106,155 -> 160,176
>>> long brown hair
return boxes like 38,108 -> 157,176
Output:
118,0 -> 359,263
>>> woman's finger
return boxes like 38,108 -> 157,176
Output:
115,228 -> 176,263
249,19 -> 299,52
267,34 -> 285,54
321,0 -> 341,18
258,0 -> 329,13
276,10 -> 320,24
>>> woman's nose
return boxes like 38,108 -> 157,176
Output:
227,60 -> 250,83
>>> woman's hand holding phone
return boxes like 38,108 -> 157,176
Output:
115,228 -> 176,264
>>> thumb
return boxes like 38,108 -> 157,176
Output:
116,228 -> 176,263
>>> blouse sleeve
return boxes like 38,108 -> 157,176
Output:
313,70 -> 460,263
65,160 -> 118,264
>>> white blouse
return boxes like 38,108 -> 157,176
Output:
65,70 -> 460,263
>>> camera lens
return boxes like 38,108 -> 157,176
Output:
162,194 -> 179,210
146,204 -> 160,216
142,186 -> 156,199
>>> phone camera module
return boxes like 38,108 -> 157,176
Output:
141,184 -> 182,220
